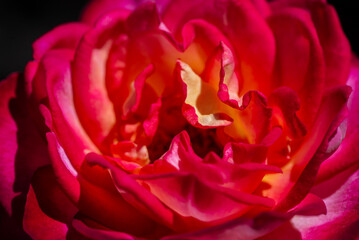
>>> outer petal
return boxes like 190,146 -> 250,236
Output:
309,3 -> 351,87
263,86 -> 351,207
139,132 -> 278,225
23,166 -> 78,239
72,11 -> 128,149
316,59 -> 359,182
81,0 -> 134,24
46,133 -> 157,236
162,212 -> 292,240
85,152 -> 175,231
291,169 -> 359,239
0,74 -> 50,238
40,49 -> 99,169
270,1 -> 351,87
69,218 -> 141,240
268,7 -> 325,126
32,23 -> 90,60
23,185 -> 68,240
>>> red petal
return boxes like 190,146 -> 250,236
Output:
70,219 -> 139,240
30,166 -> 77,224
32,23 -> 89,60
292,169 -> 359,239
81,0 -> 135,25
268,87 -> 307,139
72,11 -> 128,148
268,7 -> 325,126
316,59 -> 359,182
136,172 -> 274,223
23,185 -> 68,240
47,133 -> 156,235
0,74 -> 50,237
162,212 -> 292,240
264,86 -> 351,209
126,2 -> 161,35
86,153 -> 175,231
309,3 -> 351,87
270,1 -> 351,88
40,49 -> 99,171
224,0 -> 276,95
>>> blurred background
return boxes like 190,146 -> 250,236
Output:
0,0 -> 358,80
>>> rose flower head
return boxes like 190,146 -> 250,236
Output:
1,0 -> 359,239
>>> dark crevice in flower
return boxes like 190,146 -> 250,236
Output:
185,125 -> 223,158
147,123 -> 223,161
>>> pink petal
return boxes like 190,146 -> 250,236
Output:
85,152 -> 175,231
250,0 -> 271,16
32,23 -> 89,60
163,0 -> 276,95
309,3 -> 351,87
270,1 -> 351,88
162,211 -> 292,240
268,7 -> 325,126
69,212 -> 172,239
39,49 -> 99,171
126,2 -> 161,35
223,0 -> 276,95
136,172 -> 275,223
139,132 -> 277,223
46,132 -> 81,203
70,219 -> 139,240
291,169 -> 359,239
264,86 -> 351,209
29,166 -> 78,224
23,185 -> 68,240
0,74 -> 50,237
268,87 -> 307,139
316,59 -> 359,182
47,133 -> 157,235
81,0 -> 135,25
72,11 -> 129,149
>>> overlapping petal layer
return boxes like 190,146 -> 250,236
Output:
1,0 -> 358,239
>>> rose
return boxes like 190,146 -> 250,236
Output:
1,0 -> 358,239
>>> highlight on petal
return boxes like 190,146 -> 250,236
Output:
177,60 -> 233,128
39,49 -> 99,170
292,169 -> 359,239
316,59 -> 359,182
72,11 -> 130,149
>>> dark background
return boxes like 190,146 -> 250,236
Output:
0,0 -> 358,80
